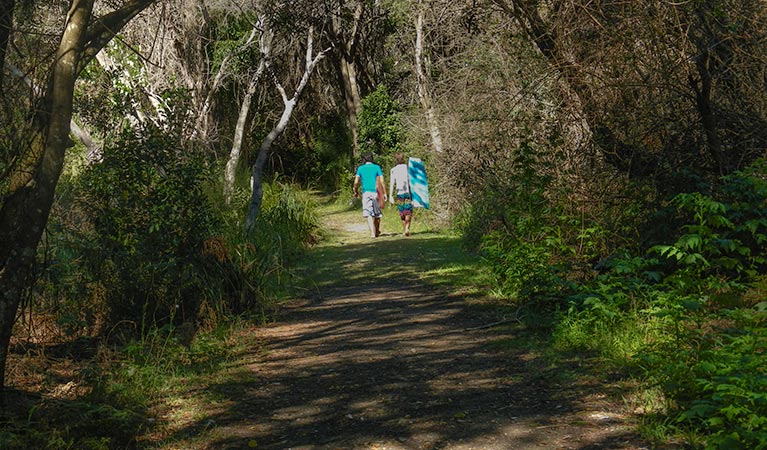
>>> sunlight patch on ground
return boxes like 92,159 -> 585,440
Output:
345,223 -> 370,232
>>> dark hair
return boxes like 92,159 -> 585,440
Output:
363,153 -> 374,163
393,152 -> 405,165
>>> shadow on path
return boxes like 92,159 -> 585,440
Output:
175,304 -> 644,446
163,228 -> 649,449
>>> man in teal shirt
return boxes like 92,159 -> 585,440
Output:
353,153 -> 387,238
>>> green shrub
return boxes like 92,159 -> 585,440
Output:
357,84 -> 404,156
459,141 -> 585,305
641,302 -> 767,450
481,229 -> 571,303
258,181 -> 323,258
558,160 -> 767,448
76,124 -> 220,329
309,117 -> 354,192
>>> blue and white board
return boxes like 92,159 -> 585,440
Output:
408,157 -> 430,209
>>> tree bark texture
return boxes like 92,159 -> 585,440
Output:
338,54 -> 361,152
330,1 -> 364,156
0,0 -> 14,87
6,61 -> 98,157
0,0 -> 155,392
224,19 -> 271,204
245,27 -> 330,230
691,50 -> 725,175
415,1 -> 443,154
225,64 -> 266,203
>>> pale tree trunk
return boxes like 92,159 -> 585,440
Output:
415,0 -> 443,154
245,27 -> 331,230
0,0 -> 155,393
224,78 -> 259,204
224,22 -> 272,203
70,118 -> 99,162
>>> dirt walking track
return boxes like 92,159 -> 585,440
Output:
189,204 -> 650,449
204,283 -> 648,449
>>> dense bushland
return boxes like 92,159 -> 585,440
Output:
2,124 -> 322,449
42,121 -> 321,338
3,1 -> 767,448
421,3 -> 767,446
465,157 -> 767,447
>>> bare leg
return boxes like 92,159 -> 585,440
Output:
374,217 -> 381,237
404,214 -> 412,236
367,216 -> 376,238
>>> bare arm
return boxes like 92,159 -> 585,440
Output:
389,171 -> 395,202
353,175 -> 361,198
377,175 -> 387,201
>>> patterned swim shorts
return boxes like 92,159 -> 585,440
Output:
396,193 -> 413,219
362,191 -> 382,218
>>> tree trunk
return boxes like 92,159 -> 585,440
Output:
0,0 -> 155,393
70,118 -> 99,162
330,1 -> 363,157
224,75 -> 260,203
0,0 -> 94,394
246,99 -> 296,228
492,0 -> 657,178
415,1 -> 443,154
6,62 -> 98,158
0,0 -> 14,87
691,49 -> 725,174
245,27 -> 330,231
224,20 -> 270,204
338,54 -> 361,153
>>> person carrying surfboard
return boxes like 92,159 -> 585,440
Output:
353,153 -> 387,238
388,152 -> 413,236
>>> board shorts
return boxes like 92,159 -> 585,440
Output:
396,193 -> 413,220
362,191 -> 382,218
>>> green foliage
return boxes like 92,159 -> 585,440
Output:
206,177 -> 323,311
209,13 -> 263,76
0,322 -> 246,450
550,249 -> 666,367
480,230 -> 571,303
460,147 -> 766,446
300,116 -> 353,192
0,400 -> 144,450
641,302 -> 767,450
77,40 -> 180,135
42,124 -> 324,337
14,153 -> 323,449
254,180 -> 324,263
94,323 -> 240,406
75,123 -> 219,328
550,160 -> 767,448
357,84 -> 404,156
457,141 -> 580,304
